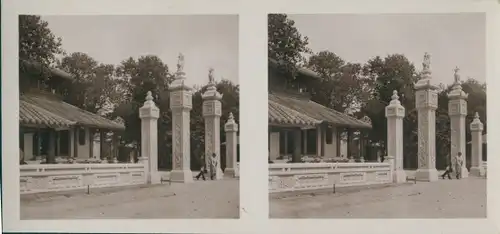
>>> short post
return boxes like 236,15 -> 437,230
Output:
385,90 -> 407,183
224,112 -> 239,178
138,156 -> 149,184
139,91 -> 160,184
469,112 -> 485,177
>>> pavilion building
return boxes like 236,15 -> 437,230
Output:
267,58 -> 373,163
19,59 -> 125,164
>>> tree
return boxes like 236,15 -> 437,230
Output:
268,14 -> 311,79
19,15 -> 65,91
360,54 -> 420,168
57,52 -> 118,114
306,51 -> 366,113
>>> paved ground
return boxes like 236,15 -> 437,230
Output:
21,179 -> 239,219
270,177 -> 486,218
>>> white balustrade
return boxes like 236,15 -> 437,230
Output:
20,163 -> 146,194
269,162 -> 392,193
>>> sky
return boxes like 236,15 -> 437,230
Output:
42,15 -> 239,86
288,13 -> 486,85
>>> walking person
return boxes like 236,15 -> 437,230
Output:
441,157 -> 453,180
454,152 -> 464,179
209,153 -> 219,180
195,153 -> 206,181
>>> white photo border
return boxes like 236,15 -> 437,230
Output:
2,0 -> 499,233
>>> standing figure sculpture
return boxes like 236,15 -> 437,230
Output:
177,53 -> 185,73
208,67 -> 215,84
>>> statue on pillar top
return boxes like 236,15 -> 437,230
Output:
176,53 -> 185,74
208,67 -> 215,85
453,66 -> 461,84
421,52 -> 432,79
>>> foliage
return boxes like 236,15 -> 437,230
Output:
268,14 -> 312,79
19,15 -> 65,91
57,52 -> 119,114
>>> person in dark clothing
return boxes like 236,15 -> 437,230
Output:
195,154 -> 206,181
441,161 -> 453,180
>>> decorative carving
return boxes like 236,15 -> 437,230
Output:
173,117 -> 182,169
453,66 -> 461,84
421,52 -> 432,79
340,172 -> 365,183
417,112 -> 428,168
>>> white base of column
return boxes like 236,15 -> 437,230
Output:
170,169 -> 194,183
147,172 -> 162,184
460,167 -> 469,178
470,166 -> 485,177
415,168 -> 439,182
224,168 -> 238,178
393,169 -> 407,183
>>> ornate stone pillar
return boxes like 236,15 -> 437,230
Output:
169,54 -> 194,183
414,53 -> 439,182
470,112 -> 484,177
139,91 -> 160,184
448,67 -> 469,178
385,90 -> 406,183
224,112 -> 239,178
202,68 -> 224,179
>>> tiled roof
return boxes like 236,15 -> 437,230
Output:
20,94 -> 125,130
269,93 -> 372,129
20,99 -> 76,128
268,58 -> 321,79
269,99 -> 321,126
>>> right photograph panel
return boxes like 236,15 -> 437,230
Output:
268,13 -> 487,218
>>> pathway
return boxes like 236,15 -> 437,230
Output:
21,179 -> 239,219
270,177 -> 486,218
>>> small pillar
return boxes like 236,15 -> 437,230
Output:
414,53 -> 439,182
139,91 -> 160,184
385,90 -> 407,183
470,112 -> 484,177
224,113 -> 239,178
24,133 -> 34,160
169,53 -> 194,183
202,68 -> 224,179
292,129 -> 302,162
448,67 -> 469,178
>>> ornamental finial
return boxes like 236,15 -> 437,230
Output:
146,91 -> 153,101
228,112 -> 234,120
453,66 -> 461,84
176,53 -> 185,73
208,67 -> 215,84
474,112 -> 480,119
392,90 -> 399,100
422,52 -> 431,79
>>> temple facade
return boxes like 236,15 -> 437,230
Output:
19,59 -> 125,164
267,59 -> 373,163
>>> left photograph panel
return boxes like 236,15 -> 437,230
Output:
19,15 -> 240,219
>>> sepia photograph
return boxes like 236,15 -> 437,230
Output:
18,14 -> 240,219
268,13 -> 487,218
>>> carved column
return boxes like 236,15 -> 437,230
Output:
139,91 -> 160,184
169,56 -> 194,183
448,68 -> 469,178
202,68 -> 224,179
224,113 -> 239,178
414,53 -> 439,182
470,112 -> 484,177
385,90 -> 406,183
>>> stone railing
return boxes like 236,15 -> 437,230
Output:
483,161 -> 487,176
269,162 -> 392,193
20,163 -> 146,194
